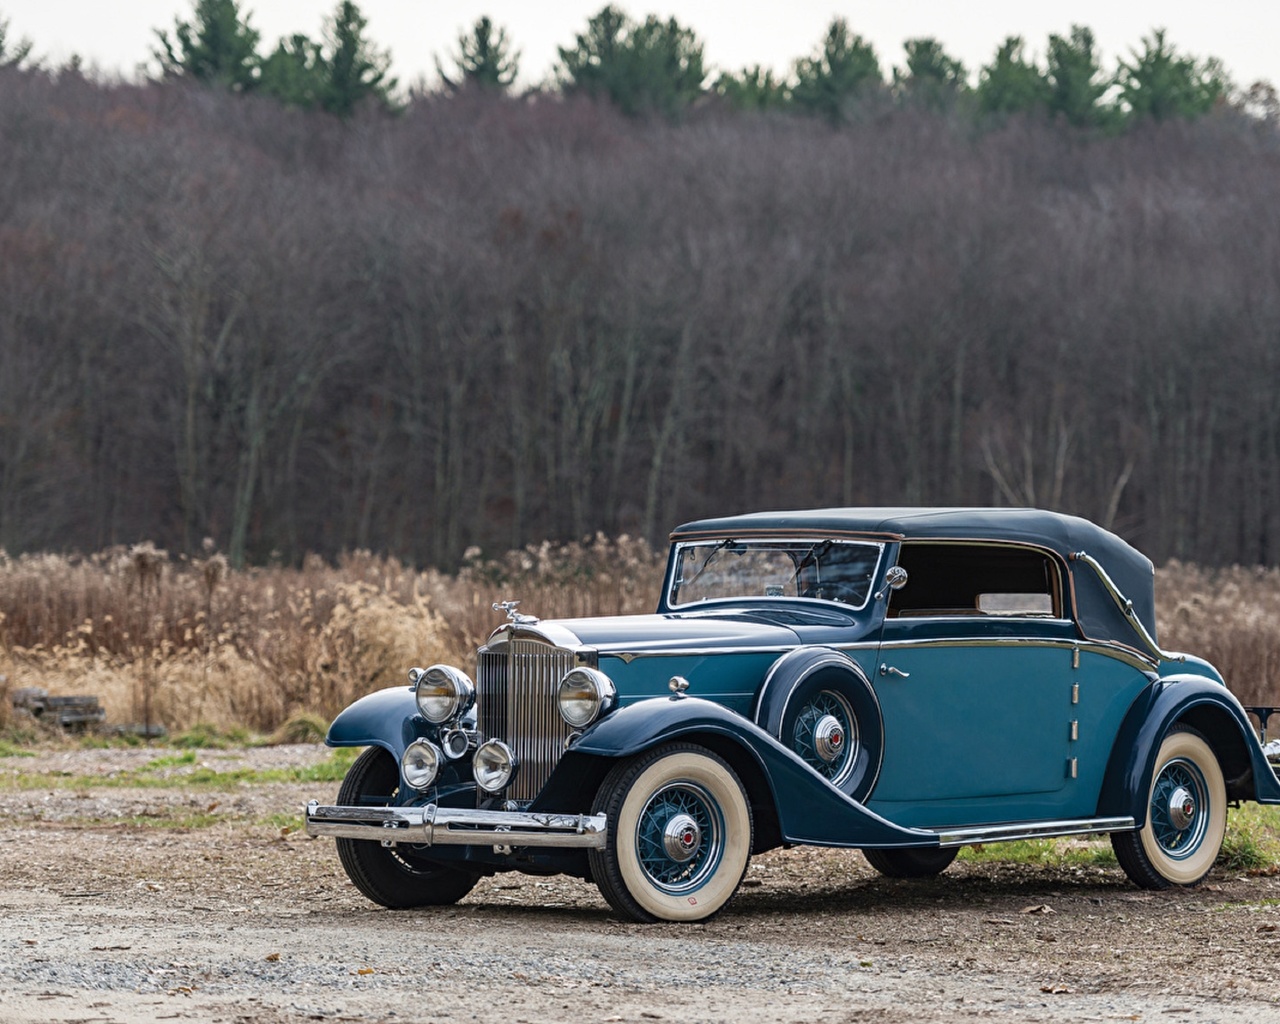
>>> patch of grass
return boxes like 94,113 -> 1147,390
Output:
1219,804 -> 1280,872
260,812 -> 304,831
1,748 -> 358,791
140,751 -> 198,772
268,712 -> 329,745
958,837 -> 1117,869
0,740 -> 34,758
0,726 -> 43,747
172,722 -> 256,749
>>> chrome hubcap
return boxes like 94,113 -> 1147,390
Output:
1150,756 -> 1210,858
813,715 -> 846,763
1168,785 -> 1196,831
662,813 -> 702,862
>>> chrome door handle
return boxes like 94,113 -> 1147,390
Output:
879,663 -> 910,679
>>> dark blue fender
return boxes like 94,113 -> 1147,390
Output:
569,695 -> 937,849
750,646 -> 884,801
326,686 -> 422,761
1098,675 -> 1280,822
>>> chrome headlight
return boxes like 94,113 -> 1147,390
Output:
400,739 -> 441,791
473,739 -> 517,794
412,665 -> 475,724
557,667 -> 616,728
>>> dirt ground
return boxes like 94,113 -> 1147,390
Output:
3,745 -> 1280,1024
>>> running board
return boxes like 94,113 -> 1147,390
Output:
929,816 -> 1135,848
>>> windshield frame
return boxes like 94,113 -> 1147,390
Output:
663,537 -> 886,613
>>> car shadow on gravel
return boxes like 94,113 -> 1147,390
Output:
720,863 -> 1229,921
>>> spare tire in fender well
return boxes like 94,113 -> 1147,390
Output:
753,646 -> 884,802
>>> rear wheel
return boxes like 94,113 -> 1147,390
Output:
1111,726 -> 1226,890
589,744 -> 753,923
862,846 -> 958,878
335,747 -> 480,909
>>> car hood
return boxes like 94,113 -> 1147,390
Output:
488,611 -> 813,655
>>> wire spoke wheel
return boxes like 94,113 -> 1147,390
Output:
791,689 -> 858,786
1111,726 -> 1226,889
635,782 -> 722,893
1149,758 -> 1211,859
590,743 -> 753,923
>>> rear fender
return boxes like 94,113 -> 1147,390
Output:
1098,676 -> 1280,822
559,696 -> 936,849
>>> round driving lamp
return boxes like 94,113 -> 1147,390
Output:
557,667 -> 617,729
414,665 -> 475,724
473,739 -> 518,794
400,739 -> 441,791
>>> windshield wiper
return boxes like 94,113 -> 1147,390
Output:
679,539 -> 734,593
790,540 -> 833,586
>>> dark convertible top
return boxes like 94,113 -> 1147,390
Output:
672,507 -> 1158,653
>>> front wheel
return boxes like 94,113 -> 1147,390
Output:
334,747 -> 481,909
589,743 -> 753,923
1111,726 -> 1226,889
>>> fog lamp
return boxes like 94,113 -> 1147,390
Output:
473,739 -> 517,794
400,739 -> 441,791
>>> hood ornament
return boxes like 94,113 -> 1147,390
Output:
494,600 -> 539,625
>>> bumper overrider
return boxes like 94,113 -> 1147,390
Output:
305,801 -> 608,849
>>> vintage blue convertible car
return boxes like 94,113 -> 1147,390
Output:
306,508 -> 1280,922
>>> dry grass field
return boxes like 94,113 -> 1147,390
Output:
0,537 -> 662,737
1,540 -> 1278,738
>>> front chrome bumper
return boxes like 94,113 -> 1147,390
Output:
305,801 -> 608,849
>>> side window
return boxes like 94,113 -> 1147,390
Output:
888,543 -> 1061,618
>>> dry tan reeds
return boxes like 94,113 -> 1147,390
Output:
0,536 -> 664,735
2,544 -> 1276,736
1156,561 -> 1280,711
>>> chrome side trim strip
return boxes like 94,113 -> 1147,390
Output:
873,636 -> 1156,673
305,801 -> 608,849
1070,550 -> 1180,665
603,644 -> 797,660
929,815 -> 1135,848
601,637 -> 1153,672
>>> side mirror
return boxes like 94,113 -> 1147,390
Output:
874,566 -> 908,602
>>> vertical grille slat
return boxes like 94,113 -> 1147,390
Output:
476,638 -> 578,802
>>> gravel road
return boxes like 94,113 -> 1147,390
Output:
3,745 -> 1280,1023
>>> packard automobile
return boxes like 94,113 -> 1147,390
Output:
306,508 -> 1280,922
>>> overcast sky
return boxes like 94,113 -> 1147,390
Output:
4,1 -> 1278,89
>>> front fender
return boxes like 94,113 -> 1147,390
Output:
566,696 -> 936,849
1098,675 -> 1280,821
326,686 -> 422,761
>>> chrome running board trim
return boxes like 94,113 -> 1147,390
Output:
304,801 -> 608,849
929,815 -> 1135,848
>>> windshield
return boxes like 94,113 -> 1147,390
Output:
668,538 -> 883,610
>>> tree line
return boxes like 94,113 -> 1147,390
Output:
1,38 -> 1280,569
4,1 -> 1276,128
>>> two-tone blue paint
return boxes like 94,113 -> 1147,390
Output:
1098,674 -> 1280,821
566,695 -> 936,849
326,638 -> 1279,852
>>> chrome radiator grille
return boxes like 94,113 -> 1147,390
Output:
476,639 -> 579,802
